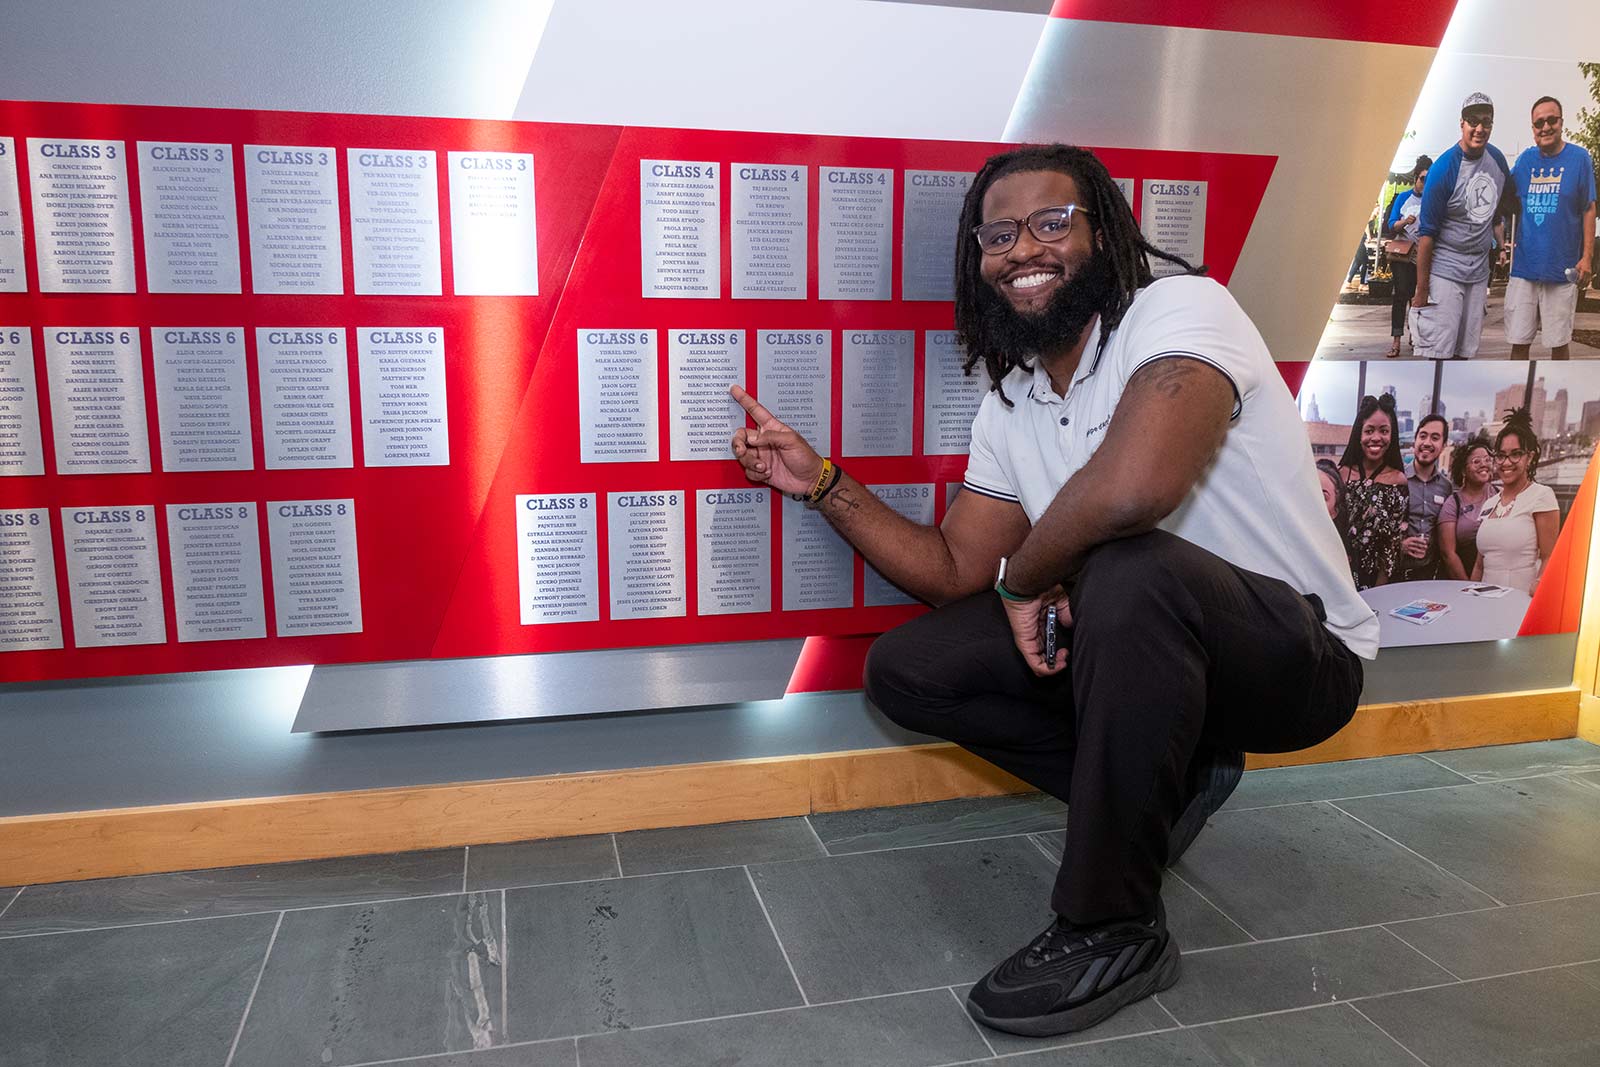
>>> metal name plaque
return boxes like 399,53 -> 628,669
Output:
901,170 -> 972,301
348,147 -> 443,295
62,504 -> 165,648
515,493 -> 600,625
922,331 -> 986,456
819,166 -> 892,301
0,509 -> 63,651
780,496 -> 853,611
732,163 -> 806,299
45,327 -> 151,475
577,329 -> 659,463
696,488 -> 771,616
607,491 -> 687,621
640,159 -> 720,299
151,327 -> 252,472
267,499 -> 363,636
864,484 -> 936,606
27,137 -> 136,293
166,502 -> 267,643
244,144 -> 344,294
755,329 -> 831,452
256,327 -> 354,470
136,141 -> 242,293
841,330 -> 914,457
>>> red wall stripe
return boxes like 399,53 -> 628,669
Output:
1047,0 -> 1458,50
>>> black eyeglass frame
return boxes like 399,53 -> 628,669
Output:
971,203 -> 1092,255
1532,115 -> 1563,130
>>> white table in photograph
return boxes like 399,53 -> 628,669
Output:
1361,579 -> 1532,647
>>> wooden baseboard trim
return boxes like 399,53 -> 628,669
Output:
0,687 -> 1578,885
1243,686 -> 1579,769
1579,694 -> 1600,745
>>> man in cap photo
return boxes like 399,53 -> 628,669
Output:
1411,92 -> 1519,359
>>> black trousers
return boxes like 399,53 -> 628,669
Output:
863,530 -> 1363,925
1391,259 -> 1418,337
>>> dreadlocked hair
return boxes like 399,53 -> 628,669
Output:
954,144 -> 1207,406
1497,406 -> 1541,477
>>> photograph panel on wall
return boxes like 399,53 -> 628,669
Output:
1297,358 -> 1600,646
1314,56 -> 1600,363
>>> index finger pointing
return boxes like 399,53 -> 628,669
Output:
730,384 -> 775,427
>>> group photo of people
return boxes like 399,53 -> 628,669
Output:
1298,357 -> 1600,644
1317,63 -> 1599,362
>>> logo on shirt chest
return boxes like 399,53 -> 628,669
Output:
1085,415 -> 1111,438
1527,165 -> 1564,226
1466,172 -> 1498,223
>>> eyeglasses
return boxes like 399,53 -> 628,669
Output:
1415,172 -> 1429,183
973,204 -> 1091,255
1533,115 -> 1562,130
1494,449 -> 1530,462
1463,115 -> 1494,129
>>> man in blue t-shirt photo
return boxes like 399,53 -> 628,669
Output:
1507,95 -> 1597,360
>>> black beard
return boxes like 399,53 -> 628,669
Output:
981,252 -> 1116,358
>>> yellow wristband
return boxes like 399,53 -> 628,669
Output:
804,459 -> 834,504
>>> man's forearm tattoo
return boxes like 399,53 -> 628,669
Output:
825,485 -> 863,513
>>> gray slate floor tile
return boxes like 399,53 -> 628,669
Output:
1424,738 -> 1600,781
1157,926 -> 1451,1024
1224,754 -> 1469,810
0,849 -> 465,935
504,867 -> 803,1040
575,989 -> 990,1067
1337,775 -> 1600,904
230,892 -> 505,1067
614,817 -> 825,875
0,887 -> 19,916
1030,832 -> 1252,951
808,793 -> 1068,855
1386,891 -> 1600,979
466,835 -> 618,891
749,836 -> 1056,1003
0,911 -> 276,1067
1174,801 -> 1496,938
979,1003 -> 1422,1066
954,981 -> 1177,1055
1358,967 -> 1600,1066
1569,960 -> 1600,991
377,1039 -> 577,1066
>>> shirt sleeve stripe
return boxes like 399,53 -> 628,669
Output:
1128,350 -> 1243,420
960,479 -> 1020,503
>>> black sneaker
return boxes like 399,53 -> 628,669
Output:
1167,745 -> 1244,865
966,902 -> 1179,1037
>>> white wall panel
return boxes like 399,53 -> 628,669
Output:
0,0 -> 552,118
517,0 -> 1045,139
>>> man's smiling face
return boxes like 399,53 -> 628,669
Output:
1460,108 -> 1493,152
978,169 -> 1096,315
1413,423 -> 1443,466
1532,100 -> 1563,151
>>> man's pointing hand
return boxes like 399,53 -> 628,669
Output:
730,385 -> 825,498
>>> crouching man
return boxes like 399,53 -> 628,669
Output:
729,144 -> 1374,1037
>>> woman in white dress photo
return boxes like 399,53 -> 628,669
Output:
1472,408 -> 1559,595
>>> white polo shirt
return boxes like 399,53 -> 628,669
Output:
963,274 -> 1379,659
